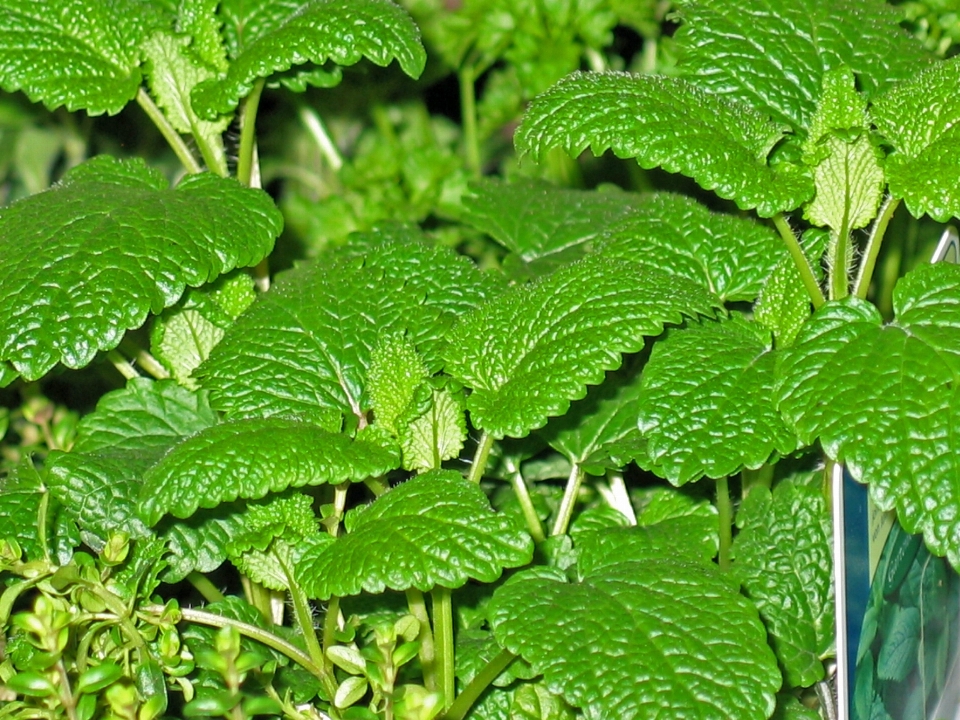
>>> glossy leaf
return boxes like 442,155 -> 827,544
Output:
637,316 -> 798,485
400,387 -> 467,472
733,479 -> 833,687
0,156 -> 282,382
445,255 -> 720,438
139,417 -> 398,525
199,226 -> 502,425
515,71 -> 813,217
597,192 -> 786,302
0,0 -> 166,115
0,461 -> 78,563
192,0 -> 426,118
776,263 -> 960,567
490,530 -> 780,719
872,56 -> 960,221
674,0 -> 929,131
755,256 -> 814,348
296,470 -> 533,598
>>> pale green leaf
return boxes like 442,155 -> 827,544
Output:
296,470 -> 533,598
755,256 -> 814,347
776,262 -> 960,567
199,226 -> 503,424
176,0 -> 228,72
804,133 -> 884,232
139,417 -> 399,525
597,192 -> 786,302
674,0 -> 930,131
637,315 -> 799,485
872,56 -> 960,221
191,0 -> 426,118
400,387 -> 467,472
0,156 -> 282,381
490,531 -> 780,719
368,335 -> 429,436
445,255 -> 720,439
733,479 -> 833,687
515,71 -> 813,217
151,271 -> 256,390
0,0 -> 167,114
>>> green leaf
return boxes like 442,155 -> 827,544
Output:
199,226 -> 503,425
0,0 -> 167,115
776,262 -> 960,566
0,156 -> 282,381
461,177 -> 641,275
191,0 -> 426,119
0,461 -> 78,563
755,257 -> 814,348
515,71 -> 813,217
877,605 -> 921,682
490,531 -> 780,719
633,487 -> 718,553
871,56 -> 960,221
151,271 -> 256,390
445,255 -> 720,439
176,0 -> 228,72
139,417 -> 398,525
368,335 -> 429,436
400,387 -> 468,472
296,470 -> 533,598
637,315 -> 799,485
733,479 -> 833,687
674,0 -> 929,132
597,192 -> 786,302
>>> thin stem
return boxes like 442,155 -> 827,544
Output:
55,658 -> 79,720
598,473 -> 637,525
237,79 -> 265,188
551,464 -> 584,537
406,589 -> 437,692
189,121 -> 228,177
136,88 -> 201,175
442,649 -> 515,720
119,339 -> 169,380
459,65 -> 481,177
106,350 -> 139,380
37,490 -> 50,564
467,432 -> 494,484
432,587 -> 455,709
740,465 -> 773,500
772,214 -> 825,309
716,476 -> 732,571
321,595 -> 341,674
854,196 -> 901,300
299,105 -> 343,171
187,572 -> 225,604
507,463 -> 545,543
830,223 -> 851,301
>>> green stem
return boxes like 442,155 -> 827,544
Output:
321,595 -> 341,673
432,587 -> 455,709
507,464 -> 545,543
740,465 -> 773,499
119,339 -> 169,380
241,575 -> 274,621
237,79 -> 265,188
551,464 -> 584,537
136,88 -> 201,175
406,589 -> 437,692
37,490 -> 50,564
187,571 -> 225,604
853,196 -> 901,300
106,350 -> 139,380
772,214 -> 825,309
716,476 -> 732,571
299,105 -> 343,171
830,221 -> 851,301
188,120 -> 228,177
459,65 -> 481,177
442,649 -> 515,720
467,432 -> 494,484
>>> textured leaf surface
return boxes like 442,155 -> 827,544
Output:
734,479 -> 833,687
192,0 -> 426,118
674,0 -> 929,131
637,316 -> 798,485
296,470 -> 533,598
400,387 -> 467,472
200,227 -> 503,424
0,462 -> 78,563
0,0 -> 164,114
461,177 -> 640,274
755,256 -> 814,347
872,57 -> 960,221
776,263 -> 960,566
0,157 -> 282,381
515,71 -> 812,217
490,530 -> 779,719
139,417 -> 398,525
597,192 -> 785,302
804,133 -> 884,233
445,255 -> 720,438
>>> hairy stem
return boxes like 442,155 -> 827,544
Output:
321,594 -> 341,675
468,432 -> 494,484
853,196 -> 901,300
772,214 -> 825,309
406,589 -> 437,692
442,648 -> 515,720
459,65 -> 481,177
551,464 -> 584,537
136,88 -> 201,175
432,587 -> 455,709
277,551 -> 330,697
716,476 -> 732,571
830,222 -> 851,301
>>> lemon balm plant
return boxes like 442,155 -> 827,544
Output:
1,1 -> 959,719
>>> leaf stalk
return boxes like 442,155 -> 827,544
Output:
772,214 -> 825,309
853,196 -> 901,300
136,88 -> 202,175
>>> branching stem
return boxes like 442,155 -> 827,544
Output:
772,214 -> 825,309
853,196 -> 901,300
